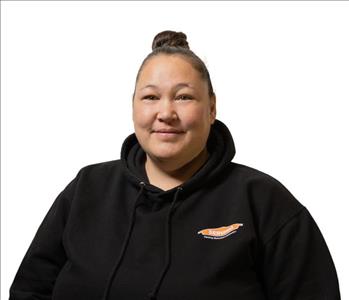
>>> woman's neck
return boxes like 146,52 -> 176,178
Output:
144,147 -> 209,191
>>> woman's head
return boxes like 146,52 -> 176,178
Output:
132,30 -> 216,170
133,30 -> 215,99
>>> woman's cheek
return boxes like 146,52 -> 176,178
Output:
134,104 -> 153,127
181,105 -> 208,126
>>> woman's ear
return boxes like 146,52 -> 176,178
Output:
209,94 -> 216,124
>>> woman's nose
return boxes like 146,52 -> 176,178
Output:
157,98 -> 178,121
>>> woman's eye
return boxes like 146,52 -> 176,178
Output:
176,94 -> 193,100
143,95 -> 157,100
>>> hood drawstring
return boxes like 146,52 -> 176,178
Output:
101,181 -> 147,300
101,181 -> 183,300
146,185 -> 183,300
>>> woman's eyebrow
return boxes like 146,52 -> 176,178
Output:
140,82 -> 195,91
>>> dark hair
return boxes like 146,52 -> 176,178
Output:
132,30 -> 215,100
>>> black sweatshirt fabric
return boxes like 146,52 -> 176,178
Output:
9,119 -> 341,300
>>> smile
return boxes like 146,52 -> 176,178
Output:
153,132 -> 184,138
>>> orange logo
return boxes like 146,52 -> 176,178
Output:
197,223 -> 243,240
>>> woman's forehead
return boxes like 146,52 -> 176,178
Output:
139,82 -> 196,92
137,55 -> 204,90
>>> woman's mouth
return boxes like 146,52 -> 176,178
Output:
153,131 -> 184,139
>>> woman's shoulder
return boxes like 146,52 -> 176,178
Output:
76,159 -> 122,175
226,161 -> 306,244
68,159 -> 125,186
227,161 -> 302,200
227,161 -> 289,184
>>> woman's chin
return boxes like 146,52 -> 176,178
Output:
146,148 -> 185,163
150,152 -> 180,161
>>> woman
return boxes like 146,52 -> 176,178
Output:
9,30 -> 341,300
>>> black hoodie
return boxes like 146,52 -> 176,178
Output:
9,119 -> 341,300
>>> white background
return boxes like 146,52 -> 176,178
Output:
2,1 -> 348,298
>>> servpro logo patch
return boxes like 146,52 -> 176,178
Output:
197,223 -> 243,240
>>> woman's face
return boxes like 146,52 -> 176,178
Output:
132,54 -> 216,168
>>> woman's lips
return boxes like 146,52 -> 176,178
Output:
153,131 -> 184,138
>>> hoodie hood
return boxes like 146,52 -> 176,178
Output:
102,119 -> 236,300
120,118 -> 236,197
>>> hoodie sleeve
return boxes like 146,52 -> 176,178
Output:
9,170 -> 81,300
258,206 -> 341,300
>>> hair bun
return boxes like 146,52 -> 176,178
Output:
152,30 -> 190,51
